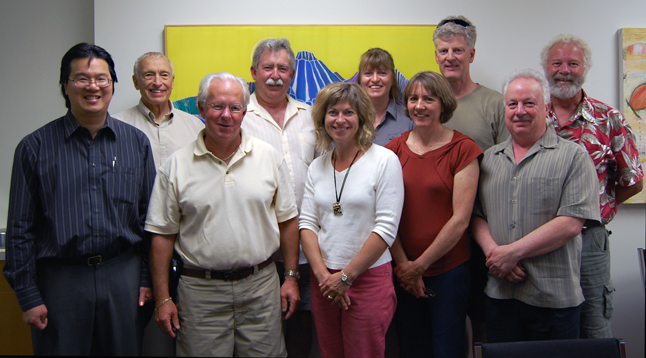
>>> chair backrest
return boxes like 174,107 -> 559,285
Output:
474,338 -> 626,358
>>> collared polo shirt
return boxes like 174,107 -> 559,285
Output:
145,129 -> 298,270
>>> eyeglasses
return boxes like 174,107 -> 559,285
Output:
68,76 -> 112,88
438,19 -> 471,28
206,102 -> 244,113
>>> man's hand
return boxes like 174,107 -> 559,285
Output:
486,244 -> 521,278
23,304 -> 48,331
154,299 -> 180,338
504,262 -> 527,283
139,287 -> 153,306
281,278 -> 300,320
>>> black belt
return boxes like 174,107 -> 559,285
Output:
582,220 -> 603,231
182,258 -> 272,281
39,249 -> 122,267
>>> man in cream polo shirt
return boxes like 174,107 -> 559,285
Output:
146,72 -> 300,357
114,51 -> 203,168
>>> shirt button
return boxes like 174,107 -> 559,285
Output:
226,171 -> 229,174
95,209 -> 99,213
511,224 -> 516,229
511,200 -> 515,204
92,163 -> 96,167
93,186 -> 97,190
512,177 -> 516,181
217,160 -> 222,165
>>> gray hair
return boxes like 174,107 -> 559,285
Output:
433,15 -> 477,49
540,34 -> 593,76
133,52 -> 174,79
251,38 -> 296,70
196,72 -> 250,107
502,69 -> 551,105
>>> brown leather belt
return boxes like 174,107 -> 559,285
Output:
182,258 -> 272,281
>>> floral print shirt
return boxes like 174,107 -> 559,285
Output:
548,90 -> 644,224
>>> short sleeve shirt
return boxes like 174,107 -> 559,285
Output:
477,129 -> 600,308
547,91 -> 644,224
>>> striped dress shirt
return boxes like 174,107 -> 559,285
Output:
475,129 -> 600,308
3,112 -> 156,311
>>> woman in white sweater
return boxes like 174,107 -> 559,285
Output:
299,82 -> 404,358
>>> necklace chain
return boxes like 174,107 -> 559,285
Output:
215,146 -> 238,162
412,126 -> 447,154
332,149 -> 360,215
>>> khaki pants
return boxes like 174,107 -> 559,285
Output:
176,262 -> 286,357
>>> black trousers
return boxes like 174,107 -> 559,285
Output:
32,247 -> 141,356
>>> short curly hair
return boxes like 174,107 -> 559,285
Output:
540,34 -> 593,77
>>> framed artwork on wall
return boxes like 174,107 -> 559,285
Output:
619,28 -> 646,204
165,25 -> 438,107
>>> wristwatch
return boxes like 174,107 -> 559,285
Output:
341,270 -> 352,286
284,270 -> 300,280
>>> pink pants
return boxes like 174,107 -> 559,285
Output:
310,263 -> 396,358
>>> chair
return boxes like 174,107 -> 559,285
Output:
474,338 -> 626,358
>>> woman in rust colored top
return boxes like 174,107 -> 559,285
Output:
385,71 -> 482,358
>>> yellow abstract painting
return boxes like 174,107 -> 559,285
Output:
165,25 -> 438,101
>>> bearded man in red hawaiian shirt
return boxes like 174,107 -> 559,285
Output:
540,34 -> 644,339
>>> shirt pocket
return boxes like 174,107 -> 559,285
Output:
108,166 -> 140,205
525,177 -> 561,216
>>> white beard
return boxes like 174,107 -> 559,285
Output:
549,74 -> 585,99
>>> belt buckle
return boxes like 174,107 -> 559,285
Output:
205,270 -> 211,280
87,255 -> 103,266
223,270 -> 233,282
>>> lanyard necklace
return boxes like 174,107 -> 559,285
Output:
333,149 -> 360,215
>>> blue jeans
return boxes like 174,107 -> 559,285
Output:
395,261 -> 470,358
485,297 -> 581,343
580,225 -> 614,338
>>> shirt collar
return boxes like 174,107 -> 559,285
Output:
194,128 -> 254,159
496,126 -> 558,160
136,100 -> 175,124
247,93 -> 307,126
63,110 -> 117,140
548,89 -> 595,126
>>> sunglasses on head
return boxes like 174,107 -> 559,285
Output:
438,19 -> 470,27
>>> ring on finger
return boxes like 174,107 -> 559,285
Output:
327,295 -> 334,300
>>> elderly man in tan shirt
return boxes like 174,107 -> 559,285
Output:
114,52 -> 203,168
146,72 -> 300,357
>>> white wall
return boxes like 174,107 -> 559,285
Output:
0,0 -> 94,229
0,0 -> 643,356
94,1 -> 645,356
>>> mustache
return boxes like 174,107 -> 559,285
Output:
265,78 -> 284,86
552,74 -> 577,82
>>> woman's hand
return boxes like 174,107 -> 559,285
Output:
403,276 -> 429,299
319,271 -> 352,309
394,260 -> 425,287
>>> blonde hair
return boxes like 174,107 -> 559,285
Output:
311,82 -> 376,152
